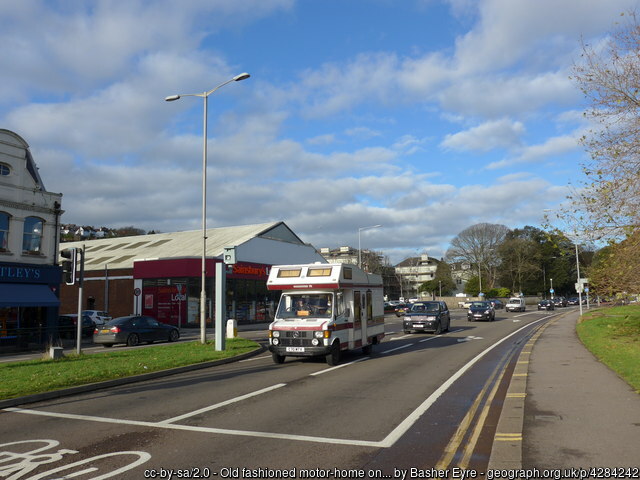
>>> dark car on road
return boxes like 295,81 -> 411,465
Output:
537,299 -> 555,311
488,299 -> 504,309
403,301 -> 450,334
58,314 -> 95,339
552,296 -> 567,307
467,301 -> 495,322
93,315 -> 180,347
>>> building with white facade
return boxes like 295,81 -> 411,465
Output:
0,129 -> 63,351
394,254 -> 439,299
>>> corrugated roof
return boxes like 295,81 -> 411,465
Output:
60,221 -> 294,270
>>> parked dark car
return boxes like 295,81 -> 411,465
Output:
403,301 -> 450,334
467,301 -> 495,322
93,315 -> 180,347
58,314 -> 95,339
566,297 -> 584,306
537,299 -> 555,311
488,299 -> 504,309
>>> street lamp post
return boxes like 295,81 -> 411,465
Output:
357,224 -> 381,269
575,242 -> 583,316
166,72 -> 250,344
550,278 -> 554,299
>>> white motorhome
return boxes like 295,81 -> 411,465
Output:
267,263 -> 385,365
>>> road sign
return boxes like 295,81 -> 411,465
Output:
550,288 -> 554,293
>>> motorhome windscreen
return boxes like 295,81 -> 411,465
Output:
277,293 -> 333,318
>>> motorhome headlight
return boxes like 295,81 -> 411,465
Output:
314,331 -> 324,338
272,338 -> 279,345
271,331 -> 280,338
311,338 -> 320,346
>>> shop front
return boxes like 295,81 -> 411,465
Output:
0,261 -> 61,352
134,258 -> 279,327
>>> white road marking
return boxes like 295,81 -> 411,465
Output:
376,317 -> 547,448
380,343 -> 412,354
3,317 -> 550,449
310,357 -> 368,376
4,408 -> 380,447
159,383 -> 287,424
456,336 -> 484,343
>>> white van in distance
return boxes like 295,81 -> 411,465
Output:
505,297 -> 526,312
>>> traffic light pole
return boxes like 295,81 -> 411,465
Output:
75,246 -> 85,355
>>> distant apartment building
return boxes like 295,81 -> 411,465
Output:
319,246 -> 383,272
450,261 -> 473,295
394,254 -> 438,298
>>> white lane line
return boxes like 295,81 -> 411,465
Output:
380,343 -> 412,354
3,317 -> 550,449
160,383 -> 287,424
310,357 -> 368,376
4,408 -> 381,448
377,317 -> 546,448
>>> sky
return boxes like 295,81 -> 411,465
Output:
1,0 -> 636,265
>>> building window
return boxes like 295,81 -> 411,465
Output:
0,163 -> 10,176
0,212 -> 9,251
22,216 -> 44,254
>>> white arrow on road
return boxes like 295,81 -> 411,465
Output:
457,335 -> 484,343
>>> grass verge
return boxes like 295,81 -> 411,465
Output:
0,337 -> 260,400
576,305 -> 640,393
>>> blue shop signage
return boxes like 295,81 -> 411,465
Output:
0,262 -> 61,284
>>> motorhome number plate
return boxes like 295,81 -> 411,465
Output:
286,347 -> 305,353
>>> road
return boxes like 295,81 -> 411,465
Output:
0,307 -> 568,479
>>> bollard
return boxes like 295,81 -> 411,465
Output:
49,346 -> 64,360
226,319 -> 237,338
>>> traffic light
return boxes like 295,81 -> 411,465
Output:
61,248 -> 77,285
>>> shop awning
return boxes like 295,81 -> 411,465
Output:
0,284 -> 60,307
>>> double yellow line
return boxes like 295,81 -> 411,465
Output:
434,346 -> 516,470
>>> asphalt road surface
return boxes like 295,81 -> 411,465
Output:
1,308 -> 567,479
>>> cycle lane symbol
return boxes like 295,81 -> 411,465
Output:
0,439 -> 151,480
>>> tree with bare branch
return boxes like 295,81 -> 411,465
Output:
569,11 -> 640,236
445,223 -> 509,291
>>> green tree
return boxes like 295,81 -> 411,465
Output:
588,231 -> 640,297
419,261 -> 456,296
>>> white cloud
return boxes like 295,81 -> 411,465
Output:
486,134 -> 580,170
441,118 -> 525,152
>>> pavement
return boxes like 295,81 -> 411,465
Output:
3,314 -> 640,470
488,309 -> 640,470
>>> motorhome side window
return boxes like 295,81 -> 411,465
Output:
335,292 -> 345,317
343,268 -> 352,279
